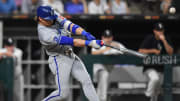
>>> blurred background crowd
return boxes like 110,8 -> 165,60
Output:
0,0 -> 178,15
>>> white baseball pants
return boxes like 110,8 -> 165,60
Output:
144,69 -> 163,100
42,54 -> 99,101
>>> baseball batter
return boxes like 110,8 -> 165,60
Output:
36,6 -> 103,101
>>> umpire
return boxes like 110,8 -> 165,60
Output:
138,22 -> 173,101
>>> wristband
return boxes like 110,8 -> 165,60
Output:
85,40 -> 90,46
72,24 -> 80,34
67,22 -> 72,31
81,30 -> 88,36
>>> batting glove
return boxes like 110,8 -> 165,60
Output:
85,40 -> 104,48
82,31 -> 96,40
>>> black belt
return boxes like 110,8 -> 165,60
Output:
64,49 -> 73,57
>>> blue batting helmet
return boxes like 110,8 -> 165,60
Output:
37,6 -> 57,20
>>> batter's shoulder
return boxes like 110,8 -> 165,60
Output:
38,25 -> 53,41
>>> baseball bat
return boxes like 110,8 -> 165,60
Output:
104,44 -> 147,58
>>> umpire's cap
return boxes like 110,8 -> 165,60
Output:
102,29 -> 113,37
4,38 -> 14,46
37,6 -> 58,20
154,22 -> 164,31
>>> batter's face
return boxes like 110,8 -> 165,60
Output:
102,36 -> 113,44
39,17 -> 54,26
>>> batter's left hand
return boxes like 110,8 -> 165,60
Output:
86,40 -> 104,48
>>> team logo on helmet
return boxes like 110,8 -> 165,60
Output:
50,8 -> 54,16
42,8 -> 49,13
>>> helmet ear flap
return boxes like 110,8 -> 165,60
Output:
50,8 -> 55,16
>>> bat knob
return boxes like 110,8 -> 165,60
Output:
101,40 -> 104,46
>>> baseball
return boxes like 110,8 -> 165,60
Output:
169,7 -> 176,14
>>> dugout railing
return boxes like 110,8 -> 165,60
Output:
0,58 -> 14,101
81,55 -> 180,101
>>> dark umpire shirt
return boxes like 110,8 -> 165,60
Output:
140,34 -> 173,73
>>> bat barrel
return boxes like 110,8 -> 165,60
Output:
123,49 -> 147,58
104,44 -> 147,58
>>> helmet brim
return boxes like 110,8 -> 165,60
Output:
43,15 -> 58,20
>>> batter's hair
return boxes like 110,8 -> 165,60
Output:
34,16 -> 39,22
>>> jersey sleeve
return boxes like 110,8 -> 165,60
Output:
139,35 -> 152,49
38,28 -> 61,46
56,15 -> 73,32
38,27 -> 73,46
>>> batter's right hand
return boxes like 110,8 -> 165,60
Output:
85,40 -> 104,49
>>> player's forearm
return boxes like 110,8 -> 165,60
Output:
62,20 -> 84,35
73,39 -> 86,47
62,19 -> 95,40
70,24 -> 84,35
138,49 -> 158,54
55,36 -> 102,48
69,24 -> 89,36
162,40 -> 173,55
